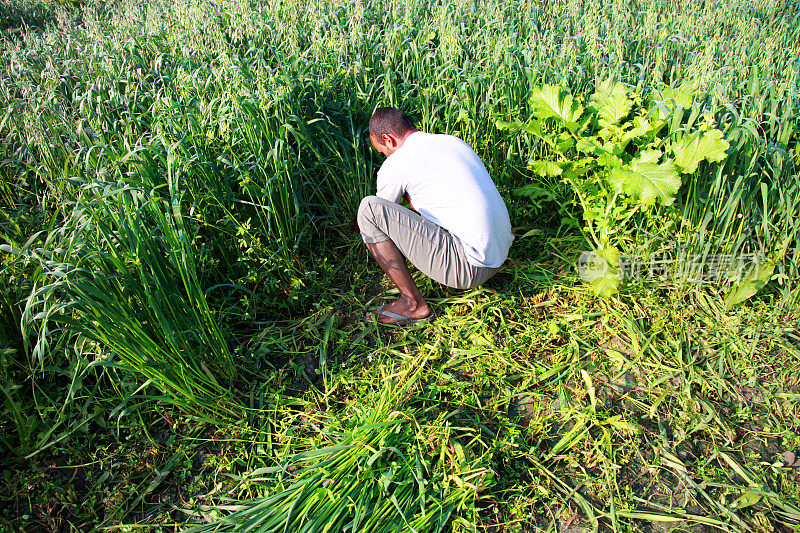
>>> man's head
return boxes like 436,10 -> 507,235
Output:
369,107 -> 417,157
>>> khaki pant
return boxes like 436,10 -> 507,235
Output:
357,195 -> 499,290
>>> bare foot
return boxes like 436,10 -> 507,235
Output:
372,295 -> 431,324
362,240 -> 429,324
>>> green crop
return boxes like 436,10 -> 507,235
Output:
498,81 -> 730,297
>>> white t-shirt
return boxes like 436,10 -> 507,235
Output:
376,131 -> 514,268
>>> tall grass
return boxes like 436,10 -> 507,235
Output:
3,0 -> 797,263
12,169 -> 242,421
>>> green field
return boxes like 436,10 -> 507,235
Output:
1,0 -> 799,530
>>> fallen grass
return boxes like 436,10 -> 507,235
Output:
182,256 -> 800,529
4,255 -> 798,530
184,359 -> 494,533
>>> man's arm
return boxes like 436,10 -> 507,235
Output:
376,166 -> 405,205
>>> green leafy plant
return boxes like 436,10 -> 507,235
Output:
498,80 -> 730,297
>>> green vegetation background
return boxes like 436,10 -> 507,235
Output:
0,0 -> 799,530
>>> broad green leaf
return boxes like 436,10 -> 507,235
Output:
519,228 -> 545,238
589,265 -> 620,298
619,116 -> 652,145
531,84 -> 584,126
654,84 -> 693,109
671,129 -> 730,174
608,157 -> 681,206
514,184 -> 554,199
602,137 -> 627,157
557,136 -> 575,153
724,261 -> 774,308
731,491 -> 762,510
647,117 -> 667,139
528,160 -> 563,177
631,115 -> 651,137
597,153 -> 623,168
577,138 -> 602,154
494,119 -> 521,132
521,119 -> 544,137
561,164 -> 591,181
574,158 -> 595,174
582,207 -> 602,222
578,248 -> 620,298
590,79 -> 633,125
637,149 -> 662,164
496,118 -> 545,139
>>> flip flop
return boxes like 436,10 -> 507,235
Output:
365,305 -> 433,326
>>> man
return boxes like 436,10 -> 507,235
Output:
357,107 -> 514,325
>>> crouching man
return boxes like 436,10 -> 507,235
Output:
358,107 -> 514,325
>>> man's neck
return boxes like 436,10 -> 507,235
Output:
393,129 -> 419,150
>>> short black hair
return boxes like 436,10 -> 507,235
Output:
369,107 -> 416,139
